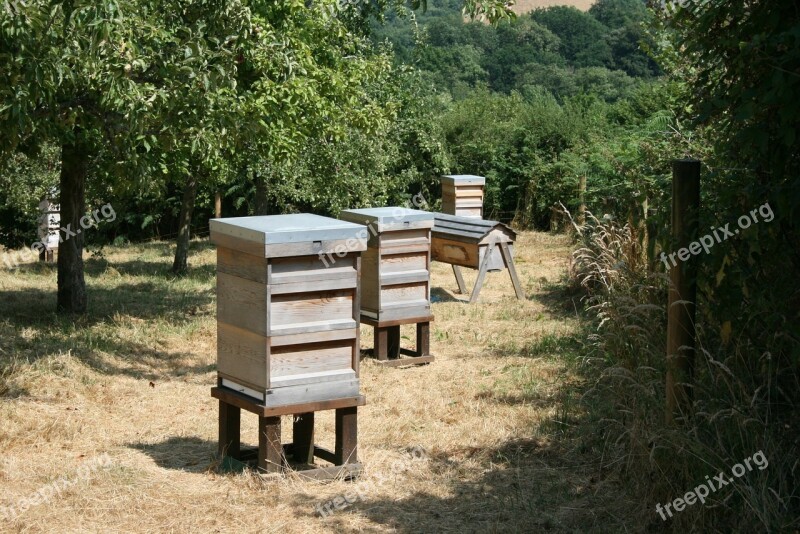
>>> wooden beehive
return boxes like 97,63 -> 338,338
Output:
431,213 -> 515,271
441,175 -> 486,219
339,207 -> 434,323
210,214 -> 368,407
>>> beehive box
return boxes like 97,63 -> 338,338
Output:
432,213 -> 515,272
210,214 -> 368,407
441,175 -> 486,219
339,207 -> 433,323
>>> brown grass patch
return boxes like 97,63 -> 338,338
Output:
0,231 -> 637,532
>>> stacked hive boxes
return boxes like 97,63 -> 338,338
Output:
338,207 -> 434,324
210,214 -> 368,407
441,175 -> 486,219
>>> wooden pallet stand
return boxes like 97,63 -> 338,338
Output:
361,316 -> 434,367
338,207 -> 435,367
213,384 -> 365,480
432,213 -> 525,303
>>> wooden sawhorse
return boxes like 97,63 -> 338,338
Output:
362,316 -> 434,367
212,386 -> 365,480
451,240 -> 524,303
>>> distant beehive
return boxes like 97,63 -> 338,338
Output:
338,207 -> 434,323
210,214 -> 368,407
432,213 -> 515,272
441,175 -> 485,219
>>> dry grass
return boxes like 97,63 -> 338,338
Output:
0,232 -> 637,533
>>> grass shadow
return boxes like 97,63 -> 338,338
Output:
129,436 -> 217,473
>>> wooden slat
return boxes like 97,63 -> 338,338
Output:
269,255 -> 357,284
360,315 -> 434,328
211,386 -> 366,417
210,232 -> 265,257
218,247 -> 268,283
269,318 -> 357,337
380,269 -> 429,286
454,185 -> 484,198
217,272 -> 268,335
269,341 -> 354,380
353,255 -> 362,379
380,283 -> 427,306
360,248 -> 380,312
269,327 -> 357,348
269,368 -> 356,389
379,229 -> 429,249
270,290 -> 354,330
455,207 -> 483,218
269,276 -> 357,296
378,251 -> 428,274
217,323 -> 267,389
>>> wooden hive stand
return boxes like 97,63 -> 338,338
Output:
339,207 -> 436,367
213,383 -> 366,480
209,214 -> 371,479
432,213 -> 525,303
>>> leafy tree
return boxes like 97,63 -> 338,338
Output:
0,0 -> 253,310
530,6 -> 613,68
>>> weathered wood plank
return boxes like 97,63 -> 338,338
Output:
292,413 -> 315,465
217,323 -> 267,389
211,386 -> 366,417
335,406 -> 358,464
270,341 -> 354,380
217,272 -> 268,335
258,416 -> 283,474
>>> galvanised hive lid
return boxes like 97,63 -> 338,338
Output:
339,207 -> 434,233
210,214 -> 368,247
441,174 -> 486,186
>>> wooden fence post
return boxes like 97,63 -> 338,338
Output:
666,159 -> 700,424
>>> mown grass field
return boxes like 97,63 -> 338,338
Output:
0,232 -> 638,533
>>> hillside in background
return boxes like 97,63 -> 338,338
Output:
512,0 -> 595,14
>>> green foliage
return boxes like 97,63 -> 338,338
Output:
530,6 -> 614,68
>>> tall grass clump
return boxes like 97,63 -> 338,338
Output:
565,208 -> 799,531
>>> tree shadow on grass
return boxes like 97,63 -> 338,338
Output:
310,436 -> 644,533
0,279 -> 215,384
129,436 -> 217,473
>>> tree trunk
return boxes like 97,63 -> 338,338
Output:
172,176 -> 198,275
254,173 -> 269,216
214,190 -> 222,219
57,139 -> 89,314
